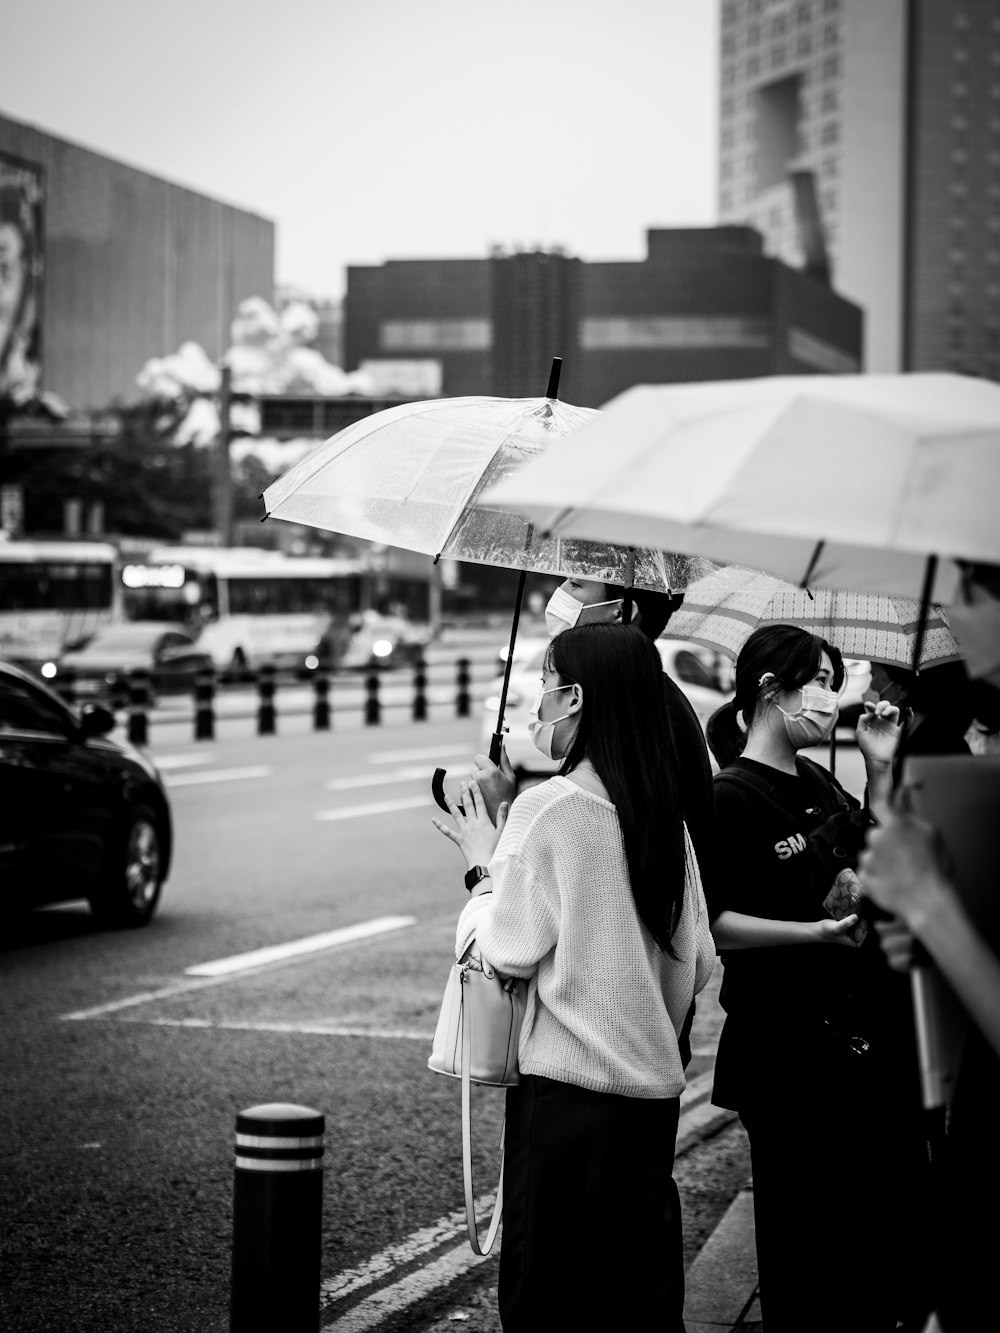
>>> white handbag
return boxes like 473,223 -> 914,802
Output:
428,945 -> 527,1254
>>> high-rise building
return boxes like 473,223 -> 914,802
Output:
0,112 -> 274,413
716,0 -> 1000,376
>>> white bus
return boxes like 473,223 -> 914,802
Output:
0,538 -> 121,671
120,546 -> 434,674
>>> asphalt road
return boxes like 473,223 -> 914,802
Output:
0,676 -> 868,1332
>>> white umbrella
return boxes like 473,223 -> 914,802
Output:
481,372 -> 1000,609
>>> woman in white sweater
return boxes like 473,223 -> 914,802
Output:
433,622 -> 715,1331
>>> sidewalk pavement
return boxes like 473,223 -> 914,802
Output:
675,1071 -> 760,1333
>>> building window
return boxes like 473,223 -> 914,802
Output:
798,34 -> 812,56
823,0 -> 839,12
822,89 -> 838,112
822,55 -> 841,79
748,55 -> 761,76
797,3 -> 812,25
748,22 -> 760,44
722,34 -> 738,56
579,317 -> 772,351
953,48 -> 970,63
823,23 -> 839,46
722,96 -> 735,117
720,189 -> 734,211
771,46 -> 786,68
380,320 -> 492,352
821,121 -> 839,144
772,13 -> 788,38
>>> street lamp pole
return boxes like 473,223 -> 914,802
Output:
215,362 -> 234,547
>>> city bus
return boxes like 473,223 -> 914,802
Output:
0,538 -> 121,672
120,545 -> 434,674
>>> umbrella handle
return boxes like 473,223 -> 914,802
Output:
431,767 -> 452,813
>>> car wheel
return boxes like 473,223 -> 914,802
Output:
89,803 -> 165,927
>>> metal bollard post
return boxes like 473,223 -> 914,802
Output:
109,673 -> 129,714
312,670 -> 331,731
230,1103 -> 325,1333
194,665 -> 216,741
455,657 -> 471,719
127,668 -> 150,746
256,664 -> 277,735
364,670 -> 381,725
56,667 -> 76,707
412,655 -> 428,722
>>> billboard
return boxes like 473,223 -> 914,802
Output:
0,152 -> 43,407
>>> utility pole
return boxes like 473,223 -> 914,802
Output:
215,362 -> 234,546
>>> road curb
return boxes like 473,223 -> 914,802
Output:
684,1186 -> 759,1332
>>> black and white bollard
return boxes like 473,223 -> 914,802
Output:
230,1103 -> 325,1332
455,657 -> 471,718
127,668 -> 151,745
364,669 -> 381,725
256,664 -> 277,735
312,670 -> 331,731
194,665 -> 216,741
412,655 -> 427,722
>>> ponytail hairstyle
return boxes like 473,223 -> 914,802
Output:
706,624 -> 845,768
545,622 -> 686,956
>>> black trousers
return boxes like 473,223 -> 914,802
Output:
740,1080 -> 933,1333
498,1074 -> 685,1333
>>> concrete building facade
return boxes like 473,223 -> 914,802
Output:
716,0 -> 1000,376
344,227 -> 862,409
0,113 -> 275,413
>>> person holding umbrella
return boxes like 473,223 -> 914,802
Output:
704,624 -> 931,1333
859,560 -> 1000,1333
432,621 -> 715,1331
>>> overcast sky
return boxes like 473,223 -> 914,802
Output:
4,0 -> 720,299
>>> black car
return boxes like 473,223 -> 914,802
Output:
0,659 -> 172,926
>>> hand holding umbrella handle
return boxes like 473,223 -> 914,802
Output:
431,731 -> 504,813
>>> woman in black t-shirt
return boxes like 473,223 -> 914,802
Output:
705,625 -> 931,1333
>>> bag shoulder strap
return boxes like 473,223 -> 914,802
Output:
715,759 -> 844,823
461,974 -> 505,1256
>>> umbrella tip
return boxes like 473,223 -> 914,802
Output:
545,357 -> 562,401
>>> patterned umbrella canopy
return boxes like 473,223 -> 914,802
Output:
664,565 -> 962,671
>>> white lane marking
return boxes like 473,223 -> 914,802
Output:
368,744 -> 472,764
115,1016 -> 431,1040
151,752 -> 216,771
185,916 -> 416,976
320,1204 -> 485,1305
322,1238 -> 495,1330
316,797 -> 429,822
325,766 -> 430,791
165,765 -> 271,787
61,916 -> 417,1021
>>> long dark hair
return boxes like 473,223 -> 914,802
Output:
546,622 -> 687,956
706,625 -> 845,768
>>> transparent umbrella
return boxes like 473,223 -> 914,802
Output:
262,359 -> 709,802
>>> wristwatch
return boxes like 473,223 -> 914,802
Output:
464,865 -> 490,893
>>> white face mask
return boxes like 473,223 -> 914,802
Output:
544,585 -> 622,638
775,684 -> 840,749
947,599 -> 1000,691
528,683 -> 579,761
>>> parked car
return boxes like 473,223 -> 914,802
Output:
50,622 -> 213,702
482,637 -> 734,783
0,659 -> 172,925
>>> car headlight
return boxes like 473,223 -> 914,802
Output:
372,639 -> 393,658
41,661 -> 58,679
304,654 -> 319,671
